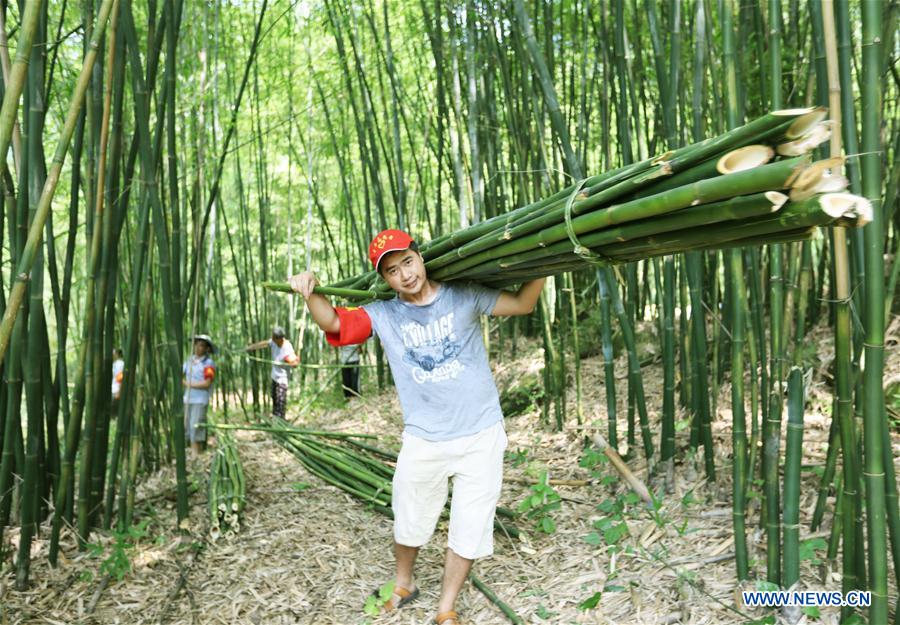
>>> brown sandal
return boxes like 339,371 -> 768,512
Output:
378,585 -> 419,612
434,610 -> 460,625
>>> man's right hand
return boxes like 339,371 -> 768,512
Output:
289,271 -> 318,299
288,271 -> 341,334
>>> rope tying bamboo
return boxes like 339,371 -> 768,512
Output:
563,178 -> 610,266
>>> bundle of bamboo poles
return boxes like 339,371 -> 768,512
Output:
264,418 -> 519,538
265,107 -> 869,301
208,430 -> 245,541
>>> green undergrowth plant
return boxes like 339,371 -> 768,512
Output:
518,471 -> 561,534
363,580 -> 395,622
86,519 -> 152,582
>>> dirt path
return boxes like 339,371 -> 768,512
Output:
4,331 -> 899,624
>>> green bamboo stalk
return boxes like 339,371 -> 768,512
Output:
660,255 -> 676,489
600,194 -> 864,262
565,273 -> 583,425
730,246 -> 749,581
469,573 -> 524,625
14,0 -> 49,587
459,192 -> 787,279
602,267 -> 653,464
121,0 -> 192,523
512,0 -> 582,180
791,241 -> 813,365
827,471 -> 844,562
810,410 -> 839,531
205,422 -> 376,439
262,281 -> 394,301
764,245 -> 785,586
430,157 -> 810,281
859,0 -> 889,619
686,252 -> 714,480
122,275 -> 154,529
765,0 -> 786,586
0,0 -> 44,173
782,367 -> 804,588
726,0 -> 749,566
101,2 -> 134,529
822,0 -> 865,606
0,0 -> 115,366
597,269 -> 618,449
78,0 -> 122,544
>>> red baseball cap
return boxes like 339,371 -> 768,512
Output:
369,229 -> 415,271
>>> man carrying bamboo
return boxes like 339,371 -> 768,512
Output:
245,326 -> 299,419
289,229 -> 544,625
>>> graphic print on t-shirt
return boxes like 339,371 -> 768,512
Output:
399,312 -> 463,384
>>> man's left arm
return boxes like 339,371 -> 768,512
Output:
490,278 -> 546,317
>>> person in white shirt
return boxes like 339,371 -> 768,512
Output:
111,348 -> 125,401
245,326 -> 299,418
339,343 -> 362,398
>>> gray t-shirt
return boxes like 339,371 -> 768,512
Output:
363,282 -> 503,441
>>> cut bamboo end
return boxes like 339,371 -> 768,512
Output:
776,121 -> 833,156
773,106 -> 818,117
765,191 -> 790,211
816,174 -> 850,194
645,162 -> 673,179
780,154 -> 814,188
789,175 -> 850,202
591,433 -> 653,505
791,157 -> 845,191
779,106 -> 828,138
651,150 -> 674,165
819,193 -> 873,226
716,145 -> 775,174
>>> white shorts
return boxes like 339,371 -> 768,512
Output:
392,421 -> 507,560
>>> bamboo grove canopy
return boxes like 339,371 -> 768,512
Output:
265,108 -> 870,300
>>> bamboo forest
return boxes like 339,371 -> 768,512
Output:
0,0 -> 899,623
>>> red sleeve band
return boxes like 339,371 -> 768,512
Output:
325,307 -> 372,346
203,366 -> 216,381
